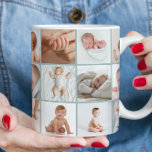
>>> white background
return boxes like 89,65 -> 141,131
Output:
78,101 -> 113,136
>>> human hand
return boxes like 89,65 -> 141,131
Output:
0,93 -> 109,151
126,31 -> 152,90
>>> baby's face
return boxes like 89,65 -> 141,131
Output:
55,68 -> 62,75
93,110 -> 100,117
91,75 -> 107,89
56,110 -> 66,119
82,37 -> 94,49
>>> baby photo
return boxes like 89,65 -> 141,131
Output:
112,64 -> 120,99
32,99 -> 40,132
112,28 -> 120,63
77,29 -> 111,64
41,102 -> 76,136
77,65 -> 112,102
41,29 -> 75,64
31,28 -> 41,63
41,65 -> 76,102
32,64 -> 40,99
78,102 -> 114,136
113,100 -> 119,132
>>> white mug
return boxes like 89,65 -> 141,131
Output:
31,25 -> 152,137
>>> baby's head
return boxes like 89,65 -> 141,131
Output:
31,32 -> 37,51
92,108 -> 100,117
81,33 -> 94,49
91,74 -> 108,89
55,105 -> 66,119
32,64 -> 40,91
55,67 -> 63,75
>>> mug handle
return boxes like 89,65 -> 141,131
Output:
119,36 -> 152,120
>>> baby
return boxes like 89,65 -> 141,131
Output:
45,105 -> 73,135
49,67 -> 71,96
31,32 -> 40,62
78,74 -> 108,98
32,64 -> 40,98
88,108 -> 103,132
81,33 -> 106,49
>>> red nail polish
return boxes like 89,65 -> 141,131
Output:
131,43 -> 144,54
70,144 -> 84,147
2,115 -> 10,130
91,142 -> 107,148
134,78 -> 146,87
138,59 -> 146,70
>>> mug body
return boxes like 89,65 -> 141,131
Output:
31,25 -> 120,137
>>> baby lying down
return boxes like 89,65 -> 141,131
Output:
78,74 -> 108,98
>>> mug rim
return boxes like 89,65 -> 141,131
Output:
32,24 -> 120,29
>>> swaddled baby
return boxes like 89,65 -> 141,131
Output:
78,74 -> 108,98
81,33 -> 106,50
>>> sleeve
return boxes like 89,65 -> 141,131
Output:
78,80 -> 92,94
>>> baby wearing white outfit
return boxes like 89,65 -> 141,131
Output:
78,74 -> 108,98
49,67 -> 71,96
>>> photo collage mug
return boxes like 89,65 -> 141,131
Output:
31,25 -> 152,137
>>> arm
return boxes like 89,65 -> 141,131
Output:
49,71 -> 55,79
33,100 -> 40,120
65,72 -> 71,79
64,119 -> 73,134
78,81 -> 92,94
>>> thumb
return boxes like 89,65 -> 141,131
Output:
126,31 -> 144,37
0,94 -> 17,131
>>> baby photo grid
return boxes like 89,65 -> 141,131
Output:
31,28 -> 120,137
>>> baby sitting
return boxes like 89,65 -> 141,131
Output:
88,108 -> 103,132
81,33 -> 106,49
49,67 -> 71,97
45,105 -> 73,135
78,74 -> 108,98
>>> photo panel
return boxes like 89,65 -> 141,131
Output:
112,64 -> 120,99
77,101 -> 113,136
32,98 -> 41,132
31,28 -> 41,63
112,28 -> 120,63
41,101 -> 76,136
77,65 -> 112,102
112,100 -> 119,133
41,64 -> 76,102
41,29 -> 76,64
77,29 -> 111,64
32,63 -> 41,99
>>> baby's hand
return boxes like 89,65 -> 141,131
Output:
51,36 -> 69,51
67,131 -> 74,134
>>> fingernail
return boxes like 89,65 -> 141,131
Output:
138,59 -> 146,70
131,43 -> 144,54
70,144 -> 84,147
134,78 -> 146,87
2,114 -> 10,130
91,142 -> 107,148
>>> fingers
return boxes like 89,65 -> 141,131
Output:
137,52 -> 152,73
51,37 -> 69,51
62,30 -> 75,42
56,42 -> 75,54
84,136 -> 109,148
8,125 -> 86,149
133,74 -> 152,90
131,36 -> 152,56
0,98 -> 17,131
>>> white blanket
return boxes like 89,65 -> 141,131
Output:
42,65 -> 76,102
